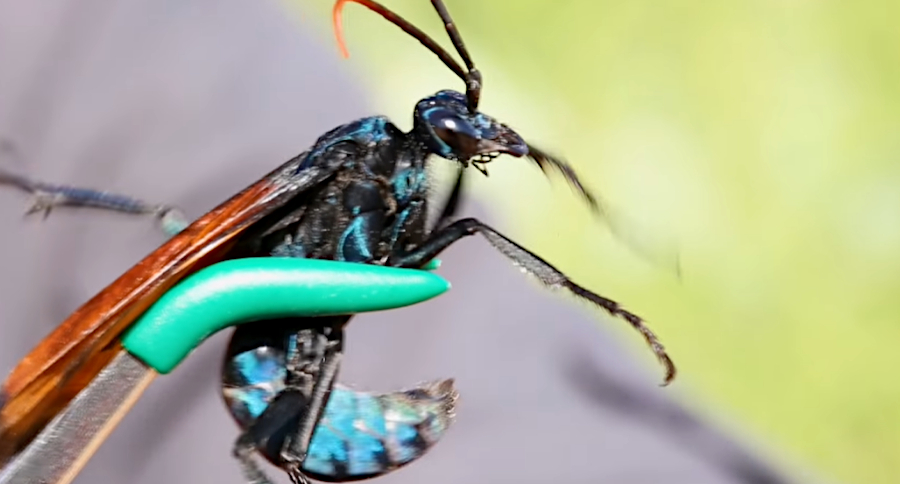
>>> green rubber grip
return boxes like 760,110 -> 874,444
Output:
121,258 -> 450,373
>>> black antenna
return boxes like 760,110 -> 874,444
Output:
428,0 -> 481,111
333,0 -> 482,112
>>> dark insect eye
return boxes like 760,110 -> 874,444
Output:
425,108 -> 480,156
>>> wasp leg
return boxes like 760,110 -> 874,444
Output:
232,389 -> 309,484
389,217 -> 676,385
0,171 -> 188,236
279,328 -> 343,484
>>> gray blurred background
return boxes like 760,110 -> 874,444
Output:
0,1 -> 824,483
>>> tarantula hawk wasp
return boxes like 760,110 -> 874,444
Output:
0,0 -> 675,482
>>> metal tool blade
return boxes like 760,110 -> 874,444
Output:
0,350 -> 156,484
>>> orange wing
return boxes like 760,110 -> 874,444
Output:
0,155 -> 326,462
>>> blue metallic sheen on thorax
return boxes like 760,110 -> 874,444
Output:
391,167 -> 429,206
271,113 -> 433,264
300,116 -> 400,176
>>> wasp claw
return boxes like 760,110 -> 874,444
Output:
23,192 -> 60,220
287,465 -> 311,484
472,162 -> 489,177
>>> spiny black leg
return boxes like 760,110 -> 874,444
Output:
232,389 -> 309,484
280,328 -> 343,482
390,217 -> 676,384
0,170 -> 189,236
234,445 -> 277,484
231,326 -> 344,484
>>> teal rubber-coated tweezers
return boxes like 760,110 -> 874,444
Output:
0,257 -> 449,484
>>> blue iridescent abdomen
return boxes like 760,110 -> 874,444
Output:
222,347 -> 456,481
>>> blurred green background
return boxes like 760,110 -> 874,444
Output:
291,1 -> 900,483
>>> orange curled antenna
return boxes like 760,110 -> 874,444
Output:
332,0 -> 352,59
331,0 -> 482,112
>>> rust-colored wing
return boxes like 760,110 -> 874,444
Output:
0,155 -> 329,462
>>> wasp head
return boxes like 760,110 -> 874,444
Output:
414,90 -> 527,168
